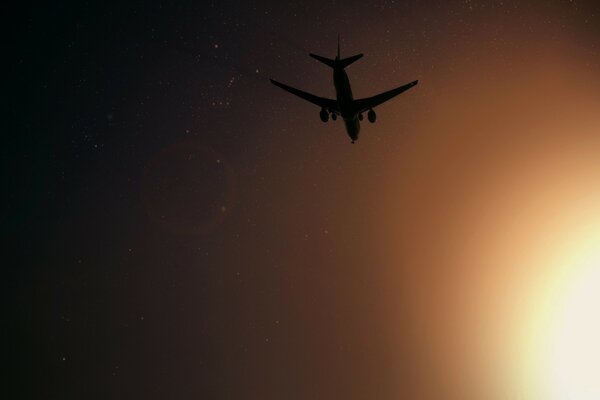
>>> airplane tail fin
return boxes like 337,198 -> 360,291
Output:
309,53 -> 363,69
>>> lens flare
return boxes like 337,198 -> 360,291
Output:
517,244 -> 600,400
545,257 -> 600,400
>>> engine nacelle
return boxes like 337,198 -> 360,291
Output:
320,108 -> 329,122
367,109 -> 376,123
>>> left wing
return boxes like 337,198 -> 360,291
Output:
353,80 -> 418,113
270,79 -> 338,112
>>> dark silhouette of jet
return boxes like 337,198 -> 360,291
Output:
270,36 -> 418,143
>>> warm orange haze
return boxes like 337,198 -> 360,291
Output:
375,33 -> 600,399
255,28 -> 600,397
7,1 -> 600,399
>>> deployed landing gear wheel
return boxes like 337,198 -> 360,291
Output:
319,108 -> 329,122
367,109 -> 376,123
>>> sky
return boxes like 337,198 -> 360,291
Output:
5,1 -> 600,399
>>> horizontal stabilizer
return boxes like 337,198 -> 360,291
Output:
309,53 -> 364,69
309,53 -> 336,68
338,53 -> 363,69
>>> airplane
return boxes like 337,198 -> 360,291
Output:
270,36 -> 418,143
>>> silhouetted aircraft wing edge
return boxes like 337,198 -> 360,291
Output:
270,79 -> 338,111
353,80 -> 418,113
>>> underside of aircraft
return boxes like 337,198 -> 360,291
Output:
270,37 -> 418,143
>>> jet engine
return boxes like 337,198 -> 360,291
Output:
320,108 -> 329,122
367,109 -> 376,123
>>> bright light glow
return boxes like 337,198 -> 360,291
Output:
512,238 -> 600,400
544,257 -> 600,400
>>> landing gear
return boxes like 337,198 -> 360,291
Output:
367,109 -> 376,123
331,113 -> 337,121
358,113 -> 363,121
319,108 -> 329,122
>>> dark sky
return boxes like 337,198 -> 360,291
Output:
6,1 -> 600,399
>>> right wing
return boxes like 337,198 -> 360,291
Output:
270,79 -> 338,112
353,80 -> 418,113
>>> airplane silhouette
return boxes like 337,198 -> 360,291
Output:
270,36 -> 418,143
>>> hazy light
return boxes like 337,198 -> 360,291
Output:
516,237 -> 600,400
546,257 -> 600,400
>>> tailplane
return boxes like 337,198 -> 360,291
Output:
338,53 -> 363,68
309,35 -> 363,69
309,52 -> 364,69
309,53 -> 337,68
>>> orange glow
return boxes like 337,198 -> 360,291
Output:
377,40 -> 600,398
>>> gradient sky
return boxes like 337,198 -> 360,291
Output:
6,1 -> 600,399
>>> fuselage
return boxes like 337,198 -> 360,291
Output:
271,46 -> 417,143
333,61 -> 360,142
